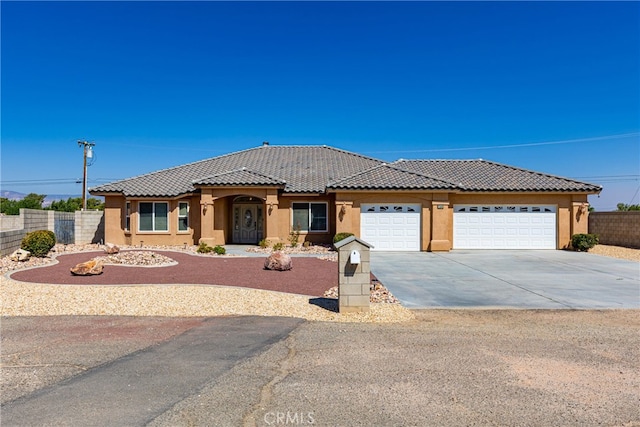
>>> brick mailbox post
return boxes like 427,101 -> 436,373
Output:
334,236 -> 374,313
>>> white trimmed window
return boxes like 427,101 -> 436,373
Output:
178,202 -> 189,232
139,202 -> 169,232
292,202 -> 328,232
125,202 -> 131,231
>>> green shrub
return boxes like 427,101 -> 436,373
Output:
288,227 -> 301,247
21,230 -> 56,257
333,232 -> 354,244
571,233 -> 599,252
213,245 -> 226,255
272,242 -> 284,251
197,242 -> 214,253
259,238 -> 270,249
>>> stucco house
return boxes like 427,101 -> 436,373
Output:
90,143 -> 601,251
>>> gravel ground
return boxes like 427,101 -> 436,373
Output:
588,244 -> 640,262
1,244 -> 412,323
2,244 -> 637,323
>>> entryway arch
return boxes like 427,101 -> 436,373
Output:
232,196 -> 264,244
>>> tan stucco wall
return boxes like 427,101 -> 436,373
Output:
103,191 -> 591,251
273,195 -> 336,245
103,195 -> 200,247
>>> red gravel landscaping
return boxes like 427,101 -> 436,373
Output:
9,251 -> 338,297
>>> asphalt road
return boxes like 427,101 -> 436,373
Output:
2,311 -> 639,427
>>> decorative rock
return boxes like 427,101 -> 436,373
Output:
264,251 -> 293,271
70,259 -> 104,276
104,243 -> 120,254
9,249 -> 30,262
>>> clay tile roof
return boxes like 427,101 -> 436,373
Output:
89,145 -> 602,198
90,145 -> 383,197
395,159 -> 602,192
328,163 -> 458,190
193,168 -> 286,187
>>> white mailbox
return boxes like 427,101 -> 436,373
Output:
350,249 -> 361,264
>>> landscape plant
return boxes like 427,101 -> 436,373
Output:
288,226 -> 301,247
333,232 -> 354,244
21,230 -> 56,257
197,242 -> 226,255
196,242 -> 213,254
571,233 -> 599,252
272,242 -> 284,251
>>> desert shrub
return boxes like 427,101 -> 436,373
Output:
571,233 -> 599,252
21,230 -> 56,257
197,242 -> 214,254
213,245 -> 226,255
303,241 -> 311,248
259,238 -> 270,249
333,232 -> 354,244
288,227 -> 301,247
272,242 -> 284,251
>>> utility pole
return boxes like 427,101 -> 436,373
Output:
78,140 -> 95,210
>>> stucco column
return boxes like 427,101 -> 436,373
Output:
264,192 -> 280,243
571,201 -> 590,236
430,200 -> 452,251
335,201 -> 353,235
199,191 -> 215,246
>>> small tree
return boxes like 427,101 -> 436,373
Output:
0,193 -> 46,215
617,203 -> 640,211
48,197 -> 104,212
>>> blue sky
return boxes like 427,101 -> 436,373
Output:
1,1 -> 638,211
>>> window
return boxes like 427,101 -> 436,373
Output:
139,202 -> 168,232
125,202 -> 131,231
178,202 -> 189,232
292,202 -> 328,232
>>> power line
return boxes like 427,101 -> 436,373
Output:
364,132 -> 640,154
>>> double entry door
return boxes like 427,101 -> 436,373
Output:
233,203 -> 264,244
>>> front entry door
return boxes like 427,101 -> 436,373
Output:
233,203 -> 263,244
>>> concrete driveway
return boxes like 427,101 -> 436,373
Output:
371,250 -> 640,309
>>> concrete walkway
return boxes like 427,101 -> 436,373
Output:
371,250 -> 640,309
223,245 -> 329,257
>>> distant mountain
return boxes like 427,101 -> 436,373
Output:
1,191 -> 27,201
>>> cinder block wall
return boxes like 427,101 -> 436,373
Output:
0,209 -> 105,256
0,210 -> 51,256
0,215 -> 24,231
589,212 -> 640,249
75,210 -> 105,244
22,209 -> 52,233
0,229 -> 28,257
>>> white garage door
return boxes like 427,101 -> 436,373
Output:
361,204 -> 421,251
454,205 -> 556,249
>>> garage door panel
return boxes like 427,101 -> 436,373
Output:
454,205 -> 556,249
361,204 -> 421,251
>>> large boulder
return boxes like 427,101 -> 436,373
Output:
104,243 -> 120,254
70,259 -> 104,276
9,249 -> 30,262
264,251 -> 293,271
